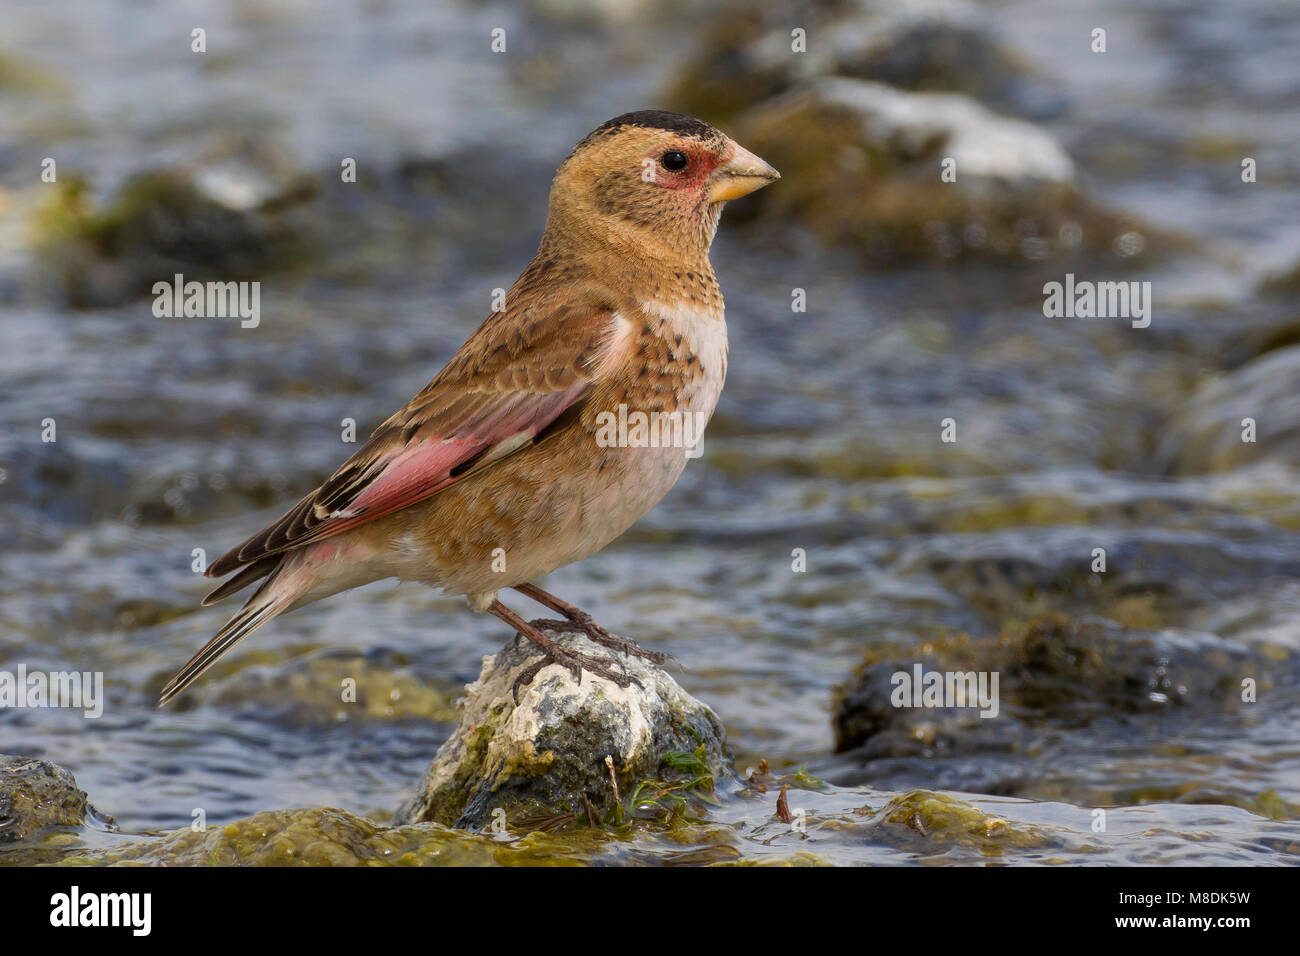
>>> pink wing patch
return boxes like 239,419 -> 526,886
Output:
299,384 -> 584,543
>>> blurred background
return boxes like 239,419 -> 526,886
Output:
2,0 -> 1300,864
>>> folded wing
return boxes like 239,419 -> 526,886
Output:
207,291 -> 625,581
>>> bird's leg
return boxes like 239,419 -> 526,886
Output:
513,582 -> 672,666
488,599 -> 640,702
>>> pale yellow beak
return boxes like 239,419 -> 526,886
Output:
709,143 -> 780,202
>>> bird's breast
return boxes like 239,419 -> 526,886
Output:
624,298 -> 728,420
534,298 -> 727,564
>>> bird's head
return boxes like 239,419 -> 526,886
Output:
547,110 -> 780,260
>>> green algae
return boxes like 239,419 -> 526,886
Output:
875,790 -> 1049,853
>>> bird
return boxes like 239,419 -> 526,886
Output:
159,110 -> 779,706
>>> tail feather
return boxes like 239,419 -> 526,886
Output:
165,535 -> 377,706
160,567 -> 297,707
201,556 -> 278,606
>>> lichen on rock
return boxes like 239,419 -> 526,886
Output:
397,626 -> 731,830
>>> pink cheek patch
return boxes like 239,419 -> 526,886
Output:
664,150 -> 720,211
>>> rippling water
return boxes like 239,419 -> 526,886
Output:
3,0 -> 1300,864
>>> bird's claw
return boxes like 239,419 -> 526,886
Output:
530,613 -> 675,668
511,633 -> 642,703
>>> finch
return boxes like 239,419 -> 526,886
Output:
160,110 -> 779,706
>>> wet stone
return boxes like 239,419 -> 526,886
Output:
0,754 -> 112,842
831,614 -> 1271,756
34,144 -> 319,307
664,0 -> 1063,125
397,626 -> 731,830
733,77 -> 1157,264
1158,344 -> 1300,474
59,807 -> 500,866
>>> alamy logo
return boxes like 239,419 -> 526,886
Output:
152,273 -> 260,328
890,664 -> 999,718
0,666 -> 103,718
49,886 -> 151,936
1042,273 -> 1151,328
594,404 -> 709,459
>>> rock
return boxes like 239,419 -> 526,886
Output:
1158,344 -> 1300,474
397,626 -> 730,830
869,789 -> 1049,851
664,0 -> 1063,126
55,807 -> 505,866
56,801 -> 703,866
73,808 -> 470,866
831,614 -> 1265,755
33,141 -> 318,307
1260,257 -> 1300,296
662,5 -> 805,126
1237,318 -> 1300,366
803,77 -> 1076,183
895,523 -> 1300,627
828,10 -> 1067,121
0,754 -> 113,842
733,78 -> 1153,263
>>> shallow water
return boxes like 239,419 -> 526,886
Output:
3,0 -> 1300,864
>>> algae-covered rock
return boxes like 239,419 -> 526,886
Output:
734,78 -> 1152,263
33,143 -> 318,306
1157,344 -> 1300,474
397,627 -> 730,830
56,804 -> 714,867
871,789 -> 1049,852
57,807 -> 511,866
0,755 -> 113,842
831,614 -> 1265,754
664,0 -> 1061,126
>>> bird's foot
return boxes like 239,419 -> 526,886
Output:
530,612 -> 674,668
511,582 -> 677,669
512,624 -> 641,703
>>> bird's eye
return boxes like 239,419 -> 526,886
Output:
660,150 -> 689,172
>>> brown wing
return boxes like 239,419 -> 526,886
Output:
206,284 -> 626,580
